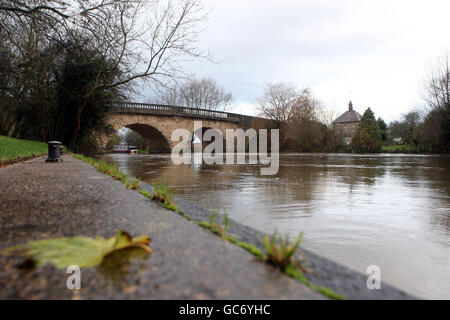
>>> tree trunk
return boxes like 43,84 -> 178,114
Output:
70,100 -> 87,148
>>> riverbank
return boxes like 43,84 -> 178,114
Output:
270,146 -> 427,154
0,136 -> 48,166
0,153 -> 415,299
382,145 -> 416,153
0,154 -> 324,299
158,184 -> 416,300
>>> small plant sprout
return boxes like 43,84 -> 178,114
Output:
116,169 -> 129,183
126,178 -> 141,190
205,211 -> 232,238
207,210 -> 218,224
152,183 -> 178,211
223,213 -> 231,234
262,230 -> 309,273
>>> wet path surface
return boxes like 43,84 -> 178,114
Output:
0,155 -> 324,299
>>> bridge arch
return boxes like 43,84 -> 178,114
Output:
102,103 -> 254,153
125,123 -> 170,153
104,114 -> 177,153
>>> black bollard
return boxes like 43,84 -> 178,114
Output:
46,141 -> 63,162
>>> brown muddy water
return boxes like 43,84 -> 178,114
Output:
102,153 -> 450,299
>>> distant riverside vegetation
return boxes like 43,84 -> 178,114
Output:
250,78 -> 449,154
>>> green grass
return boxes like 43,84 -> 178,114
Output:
0,136 -> 48,164
196,215 -> 345,300
139,182 -> 180,212
71,153 -> 141,190
196,217 -> 344,299
236,240 -> 264,258
125,178 -> 141,190
139,189 -> 153,199
204,211 -> 231,238
259,231 -> 345,299
382,145 -> 415,153
262,231 -> 304,270
284,264 -> 345,300
151,183 -> 179,211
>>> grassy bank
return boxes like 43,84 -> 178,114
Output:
0,136 -> 48,165
382,145 -> 416,153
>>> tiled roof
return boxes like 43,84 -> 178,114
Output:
333,110 -> 362,123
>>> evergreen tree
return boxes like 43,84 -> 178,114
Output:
351,108 -> 382,153
377,117 -> 388,142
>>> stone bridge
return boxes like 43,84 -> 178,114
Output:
103,102 -> 255,153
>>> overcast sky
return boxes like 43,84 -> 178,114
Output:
145,0 -> 450,122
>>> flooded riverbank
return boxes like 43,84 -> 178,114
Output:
102,153 -> 450,299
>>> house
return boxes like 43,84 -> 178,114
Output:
333,101 -> 362,145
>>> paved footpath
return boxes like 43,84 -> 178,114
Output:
0,155 -> 324,299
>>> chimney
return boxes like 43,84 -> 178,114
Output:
348,101 -> 353,111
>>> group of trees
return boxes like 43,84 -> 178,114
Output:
155,77 -> 232,111
254,82 -> 392,153
120,129 -> 147,150
0,0 -> 207,153
104,130 -> 147,151
387,54 -> 450,153
351,108 -> 382,153
257,52 -> 450,154
256,82 -> 342,152
388,111 -> 421,146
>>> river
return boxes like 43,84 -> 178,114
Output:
102,153 -> 450,299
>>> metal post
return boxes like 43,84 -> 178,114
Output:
46,141 -> 63,162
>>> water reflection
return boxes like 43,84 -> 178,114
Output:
102,153 -> 450,299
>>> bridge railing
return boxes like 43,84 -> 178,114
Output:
111,101 -> 254,126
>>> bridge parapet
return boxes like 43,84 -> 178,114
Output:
111,102 -> 253,127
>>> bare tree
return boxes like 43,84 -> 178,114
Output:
291,88 -> 321,122
120,128 -> 147,150
257,83 -> 320,127
257,82 -> 322,146
156,77 -> 232,111
0,0 -> 209,146
418,52 -> 450,151
155,84 -> 184,106
258,83 -> 299,128
317,106 -> 339,127
424,53 -> 450,112
183,77 -> 232,110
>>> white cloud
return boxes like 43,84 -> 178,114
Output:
144,0 -> 450,122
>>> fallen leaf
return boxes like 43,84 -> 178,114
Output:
1,230 -> 151,269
